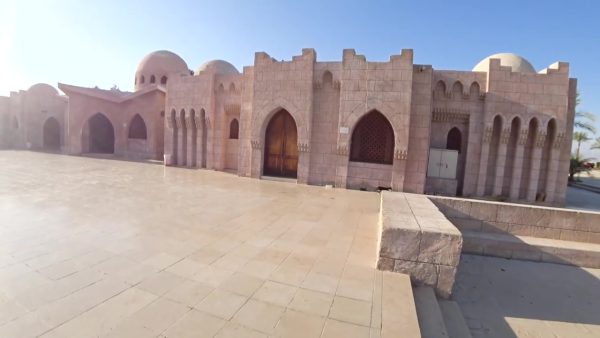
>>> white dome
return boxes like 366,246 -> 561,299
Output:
473,53 -> 535,73
28,83 -> 59,96
196,60 -> 239,76
135,50 -> 189,90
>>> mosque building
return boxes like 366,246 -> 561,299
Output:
0,49 -> 576,205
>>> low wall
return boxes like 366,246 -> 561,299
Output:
430,196 -> 600,244
347,161 -> 393,191
377,192 -> 463,298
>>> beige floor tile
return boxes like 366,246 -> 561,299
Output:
272,309 -> 325,338
124,297 -> 190,335
164,279 -> 213,307
301,271 -> 339,294
141,252 -> 182,270
336,278 -> 374,302
162,309 -> 226,338
287,288 -> 333,317
0,298 -> 30,325
269,266 -> 309,286
136,271 -> 187,296
0,311 -> 52,338
231,299 -> 285,334
329,296 -> 372,327
214,322 -> 267,338
219,272 -> 264,297
192,265 -> 235,287
195,289 -> 248,320
252,280 -> 297,307
165,258 -> 205,279
321,318 -> 371,338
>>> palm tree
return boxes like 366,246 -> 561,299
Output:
569,153 -> 593,181
574,92 -> 597,133
573,131 -> 591,158
592,137 -> 600,150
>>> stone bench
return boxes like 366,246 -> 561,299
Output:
377,192 -> 463,298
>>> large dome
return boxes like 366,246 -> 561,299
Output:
472,53 -> 535,73
196,60 -> 239,76
135,50 -> 189,90
28,83 -> 59,96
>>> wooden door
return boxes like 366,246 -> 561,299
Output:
264,110 -> 298,178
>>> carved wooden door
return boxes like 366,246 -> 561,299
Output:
264,110 -> 298,178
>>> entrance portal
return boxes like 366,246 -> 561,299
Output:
88,113 -> 115,153
263,110 -> 298,178
43,117 -> 61,150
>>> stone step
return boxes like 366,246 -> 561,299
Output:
413,286 -> 449,338
381,272 -> 422,338
462,231 -> 600,268
438,300 -> 472,338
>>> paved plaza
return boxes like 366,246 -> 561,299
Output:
1,151 -> 599,338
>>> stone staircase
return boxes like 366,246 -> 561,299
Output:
413,286 -> 472,338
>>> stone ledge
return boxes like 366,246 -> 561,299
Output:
462,231 -> 600,268
377,192 -> 463,298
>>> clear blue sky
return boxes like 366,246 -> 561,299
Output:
2,0 -> 599,156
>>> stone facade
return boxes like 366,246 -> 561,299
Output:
0,49 -> 576,205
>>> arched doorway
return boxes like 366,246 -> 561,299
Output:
264,109 -> 298,178
43,117 -> 61,150
350,110 -> 394,164
128,114 -> 147,139
446,127 -> 462,153
88,113 -> 115,153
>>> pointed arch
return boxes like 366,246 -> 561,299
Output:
538,118 -> 557,200
150,75 -> 156,84
161,76 -> 167,85
452,81 -> 463,99
350,110 -> 394,164
229,83 -> 236,92
170,109 -> 178,164
322,70 -> 333,86
502,117 -> 521,196
434,80 -> 446,100
86,113 -> 114,154
520,118 -> 539,199
43,117 -> 61,149
485,115 -> 503,195
179,109 -> 187,166
218,83 -> 225,92
229,119 -> 239,139
446,127 -> 462,153
470,82 -> 480,98
264,109 -> 298,177
140,75 -> 145,84
128,114 -> 147,139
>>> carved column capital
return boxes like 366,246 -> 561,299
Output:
483,126 -> 493,143
395,149 -> 408,160
298,143 -> 310,153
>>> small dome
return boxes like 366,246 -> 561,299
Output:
135,50 -> 189,90
196,60 -> 239,76
28,83 -> 58,96
473,53 -> 535,73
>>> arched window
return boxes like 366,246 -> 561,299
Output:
128,114 -> 147,139
446,127 -> 462,153
229,119 -> 239,139
150,75 -> 156,84
452,81 -> 463,99
350,110 -> 394,164
229,83 -> 236,92
161,76 -> 167,85
322,70 -> 333,85
218,83 -> 225,92
434,81 -> 446,100
470,82 -> 480,98
140,75 -> 145,84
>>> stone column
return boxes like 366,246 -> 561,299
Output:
164,117 -> 175,166
334,144 -> 349,188
526,132 -> 547,202
542,146 -> 561,203
492,128 -> 511,196
186,117 -> 195,168
250,139 -> 262,178
297,142 -> 310,184
177,116 -> 186,166
206,117 -> 214,169
475,125 -> 493,196
195,117 -> 204,168
391,149 -> 408,191
509,129 -> 528,200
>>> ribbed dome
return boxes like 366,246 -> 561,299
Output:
196,60 -> 239,76
473,53 -> 535,73
135,50 -> 189,90
28,83 -> 59,96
